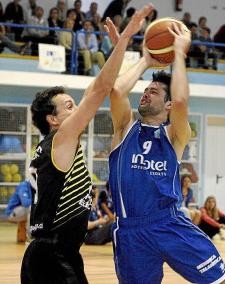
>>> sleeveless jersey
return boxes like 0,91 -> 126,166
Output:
29,131 -> 92,237
109,120 -> 182,218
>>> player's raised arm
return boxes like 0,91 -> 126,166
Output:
52,4 -> 154,171
167,23 -> 192,160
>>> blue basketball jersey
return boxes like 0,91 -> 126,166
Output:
109,120 -> 183,218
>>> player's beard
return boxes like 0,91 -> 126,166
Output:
138,103 -> 162,117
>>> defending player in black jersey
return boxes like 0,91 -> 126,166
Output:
20,4 -> 154,284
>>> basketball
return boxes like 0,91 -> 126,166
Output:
144,17 -> 190,64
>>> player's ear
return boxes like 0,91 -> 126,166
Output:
46,114 -> 58,127
165,100 -> 172,111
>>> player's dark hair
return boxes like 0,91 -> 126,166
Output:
152,71 -> 171,102
31,86 -> 66,136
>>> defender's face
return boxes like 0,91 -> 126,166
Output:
52,94 -> 77,125
138,82 -> 167,117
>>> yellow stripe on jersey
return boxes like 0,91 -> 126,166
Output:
53,145 -> 91,228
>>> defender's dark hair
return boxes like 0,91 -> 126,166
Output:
31,86 -> 66,136
152,71 -> 171,102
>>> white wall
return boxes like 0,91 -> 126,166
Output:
1,0 -> 225,35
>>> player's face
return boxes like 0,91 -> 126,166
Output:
138,81 -> 168,117
52,94 -> 77,125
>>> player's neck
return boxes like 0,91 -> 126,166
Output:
140,114 -> 165,126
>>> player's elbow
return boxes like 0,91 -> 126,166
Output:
172,98 -> 188,110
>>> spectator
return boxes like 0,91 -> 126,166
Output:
181,12 -> 192,28
0,1 -> 5,22
85,2 -> 101,30
4,0 -> 24,40
199,196 -> 225,240
23,0 -> 37,23
0,24 -> 29,55
6,180 -> 32,242
59,18 -> 74,71
214,24 -> 225,57
98,181 -> 115,222
6,180 -> 32,222
77,19 -> 105,75
197,16 -> 207,37
66,8 -> 77,22
143,8 -> 158,31
102,0 -> 131,22
198,27 -> 217,70
186,22 -> 204,68
59,18 -> 74,50
99,20 -> 113,59
85,185 -> 112,245
47,7 -> 63,40
26,6 -> 49,38
120,7 -> 135,32
56,0 -> 67,22
179,175 -> 201,225
23,6 -> 51,55
73,0 -> 86,31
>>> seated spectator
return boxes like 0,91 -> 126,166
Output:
214,24 -> 225,57
6,180 -> 32,242
73,0 -> 86,31
0,1 -> 4,22
98,181 -> 115,222
197,16 -> 207,37
144,8 -> 158,26
59,18 -> 74,50
4,0 -> 24,40
77,19 -> 105,75
198,27 -> 217,70
23,6 -> 52,55
0,24 -> 29,55
120,7 -> 135,32
6,180 -> 32,222
186,22 -> 205,68
66,9 -> 77,31
102,0 -> 131,22
85,185 -> 112,245
179,175 -> 201,225
47,7 -> 63,41
199,196 -> 225,240
59,18 -> 74,71
85,2 -> 101,30
181,12 -> 192,29
23,0 -> 37,23
99,26 -> 113,59
56,0 -> 67,22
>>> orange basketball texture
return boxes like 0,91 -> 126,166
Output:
144,18 -> 190,64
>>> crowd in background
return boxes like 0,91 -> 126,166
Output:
0,0 -> 225,73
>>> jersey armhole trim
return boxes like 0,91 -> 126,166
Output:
164,125 -> 181,164
109,120 -> 137,155
51,133 -> 78,173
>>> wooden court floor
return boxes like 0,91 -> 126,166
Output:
0,223 -> 224,284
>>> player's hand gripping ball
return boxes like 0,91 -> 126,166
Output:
144,17 -> 190,64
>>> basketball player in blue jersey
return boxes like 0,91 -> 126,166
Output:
20,4 -> 154,284
107,22 -> 225,283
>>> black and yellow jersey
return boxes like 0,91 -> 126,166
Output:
29,131 -> 92,238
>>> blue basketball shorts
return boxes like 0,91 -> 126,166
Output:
112,208 -> 225,284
